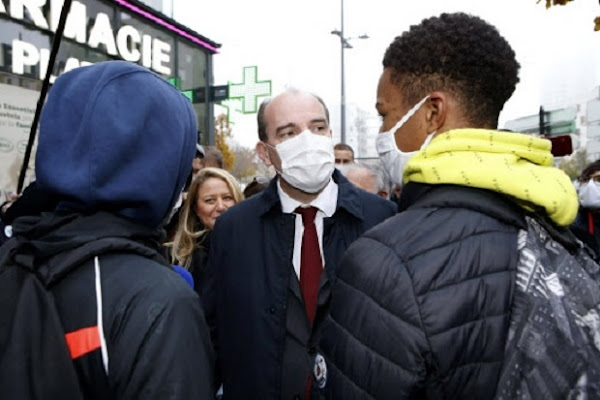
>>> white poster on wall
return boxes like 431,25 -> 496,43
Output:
0,83 -> 39,199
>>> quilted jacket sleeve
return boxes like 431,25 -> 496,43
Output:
320,235 -> 431,400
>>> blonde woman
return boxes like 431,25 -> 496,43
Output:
169,167 -> 243,294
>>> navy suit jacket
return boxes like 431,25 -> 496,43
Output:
205,170 -> 397,399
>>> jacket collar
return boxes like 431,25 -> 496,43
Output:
400,182 -> 527,229
258,169 -> 364,220
401,182 -> 584,252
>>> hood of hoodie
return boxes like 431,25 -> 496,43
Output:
36,61 -> 196,229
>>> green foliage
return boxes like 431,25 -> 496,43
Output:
541,0 -> 574,7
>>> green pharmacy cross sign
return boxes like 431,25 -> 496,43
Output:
168,66 -> 271,117
228,66 -> 272,114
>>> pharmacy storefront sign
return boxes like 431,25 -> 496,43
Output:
1,0 -> 173,80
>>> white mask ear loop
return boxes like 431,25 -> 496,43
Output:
386,95 -> 430,137
264,142 -> 283,175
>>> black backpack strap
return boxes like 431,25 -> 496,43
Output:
0,233 -> 167,399
0,261 -> 83,399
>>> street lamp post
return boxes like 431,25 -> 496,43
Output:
331,0 -> 368,144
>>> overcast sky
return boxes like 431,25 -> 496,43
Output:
174,0 -> 600,149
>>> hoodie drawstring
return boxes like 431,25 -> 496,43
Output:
94,256 -> 109,375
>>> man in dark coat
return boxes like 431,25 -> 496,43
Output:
0,61 -> 214,398
318,13 -> 580,399
205,88 -> 397,399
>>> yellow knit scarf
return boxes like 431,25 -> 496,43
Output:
404,129 -> 578,226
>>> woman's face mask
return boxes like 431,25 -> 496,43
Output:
375,95 -> 433,187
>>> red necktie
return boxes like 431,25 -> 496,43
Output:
295,206 -> 323,325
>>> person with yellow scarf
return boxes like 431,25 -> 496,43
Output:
317,12 -> 600,400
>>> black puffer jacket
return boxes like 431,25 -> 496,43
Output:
1,211 -> 214,399
320,183 -> 526,399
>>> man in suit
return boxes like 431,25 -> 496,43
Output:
205,88 -> 397,399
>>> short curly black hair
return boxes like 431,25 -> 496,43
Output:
383,12 -> 520,128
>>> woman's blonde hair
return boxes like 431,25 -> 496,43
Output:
168,167 -> 243,267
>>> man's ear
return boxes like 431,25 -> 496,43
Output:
377,190 -> 389,200
256,141 -> 272,167
426,91 -> 448,133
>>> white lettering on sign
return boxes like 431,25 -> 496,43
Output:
12,39 -> 122,82
88,13 -> 117,55
39,47 -> 50,80
50,0 -> 86,44
11,0 -> 48,28
152,38 -> 171,75
6,0 -> 172,76
116,25 -> 141,62
63,58 -> 81,74
12,40 -> 39,75
142,34 -> 152,69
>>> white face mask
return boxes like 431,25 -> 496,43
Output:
578,181 -> 600,209
269,130 -> 335,193
375,95 -> 433,187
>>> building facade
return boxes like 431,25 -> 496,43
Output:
586,88 -> 600,162
0,0 -> 220,193
503,88 -> 600,163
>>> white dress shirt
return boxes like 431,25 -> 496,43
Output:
277,178 -> 338,279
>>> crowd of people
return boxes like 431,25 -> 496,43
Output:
2,10 -> 600,400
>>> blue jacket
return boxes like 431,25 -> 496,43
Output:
206,170 -> 397,399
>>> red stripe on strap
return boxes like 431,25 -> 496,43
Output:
65,326 -> 101,359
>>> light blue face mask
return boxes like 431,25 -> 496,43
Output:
375,95 -> 433,187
